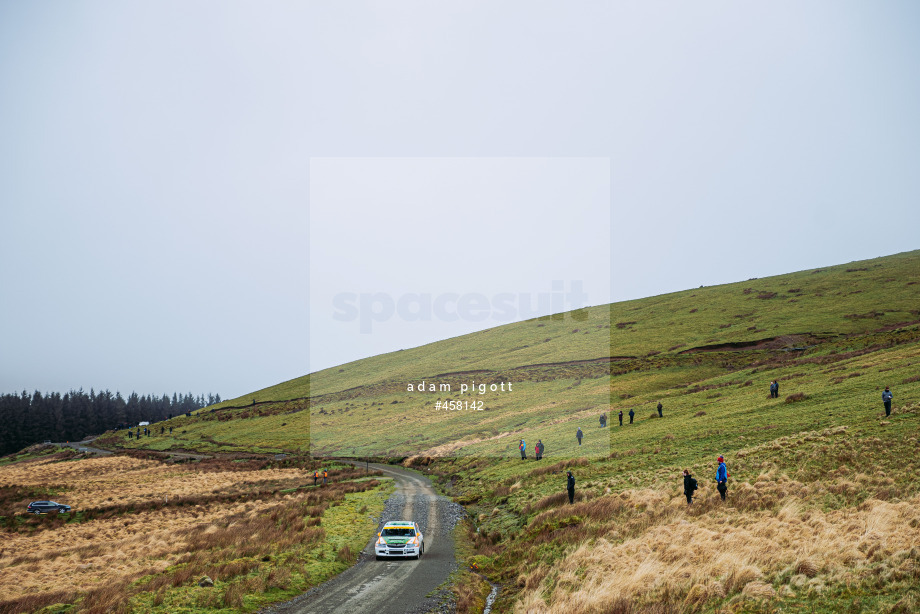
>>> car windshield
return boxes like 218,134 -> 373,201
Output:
382,527 -> 415,537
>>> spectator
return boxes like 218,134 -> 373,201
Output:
566,471 -> 576,504
628,408 -> 635,424
716,456 -> 728,501
657,401 -> 663,418
882,386 -> 893,416
683,469 -> 697,504
618,410 -> 623,426
576,427 -> 583,446
535,439 -> 544,460
519,439 -> 527,460
323,469 -> 328,485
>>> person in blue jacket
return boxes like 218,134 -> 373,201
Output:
716,455 -> 728,501
519,439 -> 527,460
882,386 -> 893,417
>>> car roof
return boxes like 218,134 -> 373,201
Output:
383,521 -> 416,527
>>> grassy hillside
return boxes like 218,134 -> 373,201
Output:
87,249 -> 920,612
157,249 -> 918,460
221,249 -> 920,401
97,250 -> 920,461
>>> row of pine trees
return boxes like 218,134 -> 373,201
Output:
0,389 -> 220,457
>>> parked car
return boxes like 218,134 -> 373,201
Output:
27,501 -> 71,514
375,520 -> 424,560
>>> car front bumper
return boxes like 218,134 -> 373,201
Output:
375,544 -> 420,557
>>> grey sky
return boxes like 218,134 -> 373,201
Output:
310,157 -> 610,372
2,2 -> 919,398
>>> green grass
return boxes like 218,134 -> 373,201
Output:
89,248 -> 920,613
124,483 -> 392,614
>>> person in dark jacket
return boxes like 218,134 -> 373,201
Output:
716,456 -> 728,501
769,380 -> 778,398
618,410 -> 623,426
628,408 -> 634,424
683,469 -> 698,504
576,427 -> 583,445
883,386 -> 893,416
566,471 -> 575,504
657,401 -> 663,418
535,439 -> 544,460
600,413 -> 606,427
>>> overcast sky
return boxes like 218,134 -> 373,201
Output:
2,1 -> 919,398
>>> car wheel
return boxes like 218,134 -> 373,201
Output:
375,555 -> 381,561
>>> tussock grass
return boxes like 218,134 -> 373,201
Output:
0,453 -> 389,613
513,489 -> 920,613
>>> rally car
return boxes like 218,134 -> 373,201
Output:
375,520 -> 424,560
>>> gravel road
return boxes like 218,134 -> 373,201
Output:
261,462 -> 466,614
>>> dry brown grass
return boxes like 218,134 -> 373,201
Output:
0,455 -> 378,612
0,455 -> 318,513
513,486 -> 920,613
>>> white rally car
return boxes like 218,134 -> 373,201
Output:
375,520 -> 424,560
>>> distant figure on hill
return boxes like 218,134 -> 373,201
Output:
576,427 -> 583,446
313,470 -> 319,486
683,469 -> 698,504
127,431 -> 131,440
618,410 -> 623,426
160,426 -> 164,435
716,456 -> 728,501
519,439 -> 527,460
323,469 -> 328,485
657,401 -> 663,418
600,413 -> 607,427
169,427 -> 173,434
566,471 -> 576,504
535,439 -> 544,460
882,386 -> 893,416
769,380 -> 778,398
628,408 -> 634,424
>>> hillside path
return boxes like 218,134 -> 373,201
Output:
55,437 -> 113,456
260,462 -> 459,614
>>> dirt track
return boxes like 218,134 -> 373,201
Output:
261,462 -> 460,614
